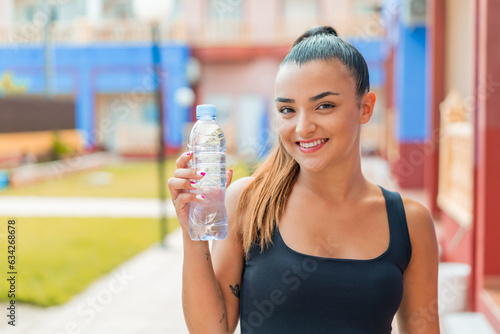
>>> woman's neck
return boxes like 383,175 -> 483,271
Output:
294,154 -> 370,203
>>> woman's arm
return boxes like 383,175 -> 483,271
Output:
168,152 -> 249,333
181,235 -> 229,333
182,177 -> 249,334
397,198 -> 440,334
211,177 -> 252,332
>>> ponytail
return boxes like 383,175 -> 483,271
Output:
237,141 -> 299,258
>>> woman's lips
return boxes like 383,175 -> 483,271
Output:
296,138 -> 329,153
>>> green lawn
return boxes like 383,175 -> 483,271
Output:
0,159 -> 251,198
0,216 -> 178,307
0,158 -> 252,307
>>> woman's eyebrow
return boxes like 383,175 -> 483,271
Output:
275,97 -> 295,103
275,91 -> 340,103
309,91 -> 340,102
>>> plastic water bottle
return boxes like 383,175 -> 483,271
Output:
187,104 -> 228,241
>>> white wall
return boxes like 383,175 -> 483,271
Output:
445,0 -> 475,111
0,0 -> 14,25
133,0 -> 174,21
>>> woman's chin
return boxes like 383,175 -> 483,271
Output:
298,161 -> 326,174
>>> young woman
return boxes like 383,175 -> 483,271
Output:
168,26 -> 440,334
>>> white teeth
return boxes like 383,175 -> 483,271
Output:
299,139 -> 326,148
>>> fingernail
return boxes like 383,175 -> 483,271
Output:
229,169 -> 233,173
196,195 -> 205,200
186,151 -> 192,156
191,182 -> 198,189
196,171 -> 206,176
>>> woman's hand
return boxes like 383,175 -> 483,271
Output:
167,151 -> 233,233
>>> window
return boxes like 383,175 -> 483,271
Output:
353,0 -> 381,14
282,0 -> 319,19
13,0 -> 38,22
24,6 -> 36,21
56,1 -> 85,22
209,0 -> 243,20
203,94 -> 232,124
102,0 -> 134,19
237,94 -> 268,159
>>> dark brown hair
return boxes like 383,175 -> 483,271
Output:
281,25 -> 370,98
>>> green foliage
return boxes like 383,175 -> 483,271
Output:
228,159 -> 253,184
50,130 -> 75,161
2,160 -> 173,197
0,216 -> 178,307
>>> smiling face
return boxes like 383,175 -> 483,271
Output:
275,60 -> 374,173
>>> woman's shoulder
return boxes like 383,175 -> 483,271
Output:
400,196 -> 438,252
226,176 -> 255,202
401,197 -> 434,230
225,176 -> 255,230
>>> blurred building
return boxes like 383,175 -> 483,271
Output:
0,0 -> 190,161
381,0 -> 500,330
181,0 -> 386,159
0,0 -> 386,162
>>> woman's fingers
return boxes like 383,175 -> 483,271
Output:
176,151 -> 193,169
169,152 -> 205,200
172,151 -> 233,194
226,169 -> 233,188
173,168 -> 206,180
173,192 -> 205,206
167,178 -> 198,193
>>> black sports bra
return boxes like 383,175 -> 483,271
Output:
239,186 -> 412,333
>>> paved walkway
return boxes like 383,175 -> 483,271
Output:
0,196 -> 176,218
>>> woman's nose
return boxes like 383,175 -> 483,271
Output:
295,112 -> 317,137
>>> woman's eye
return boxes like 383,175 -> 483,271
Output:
318,103 -> 335,110
279,107 -> 295,114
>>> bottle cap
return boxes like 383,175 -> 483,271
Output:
196,104 -> 216,119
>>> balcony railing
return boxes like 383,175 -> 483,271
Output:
0,19 -> 187,45
437,90 -> 474,229
0,14 -> 383,46
275,13 -> 383,45
191,20 -> 251,47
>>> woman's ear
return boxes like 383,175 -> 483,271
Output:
359,91 -> 376,124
